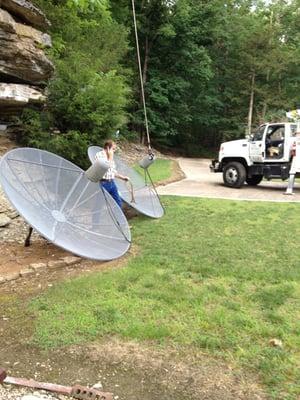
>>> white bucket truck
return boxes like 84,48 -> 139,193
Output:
210,122 -> 299,188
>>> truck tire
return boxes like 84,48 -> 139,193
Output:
223,162 -> 246,188
246,175 -> 263,186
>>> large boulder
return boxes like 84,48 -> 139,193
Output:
0,28 -> 54,84
0,83 -> 45,106
0,8 -> 51,47
15,23 -> 52,48
0,1 -> 53,120
0,9 -> 53,85
0,0 -> 50,30
0,7 -> 16,33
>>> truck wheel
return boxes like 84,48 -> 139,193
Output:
223,162 -> 246,188
246,175 -> 263,186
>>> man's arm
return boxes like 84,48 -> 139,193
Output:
115,173 -> 129,181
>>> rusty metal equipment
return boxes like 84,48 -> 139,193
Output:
0,368 -> 113,400
0,369 -> 7,383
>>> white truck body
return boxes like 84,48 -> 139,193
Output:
210,122 -> 298,188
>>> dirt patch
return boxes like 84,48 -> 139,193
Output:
116,141 -> 168,165
78,339 -> 267,400
0,322 -> 267,400
0,134 -> 16,156
0,241 -> 70,277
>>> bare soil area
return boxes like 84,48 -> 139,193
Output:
0,242 -> 70,276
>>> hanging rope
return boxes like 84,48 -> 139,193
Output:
131,0 -> 152,155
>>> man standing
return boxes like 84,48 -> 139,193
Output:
95,140 -> 129,208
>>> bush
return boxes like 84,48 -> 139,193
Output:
48,56 -> 130,144
19,109 -> 90,169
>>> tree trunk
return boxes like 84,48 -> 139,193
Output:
247,72 -> 255,135
261,70 -> 270,121
262,11 -> 273,122
142,36 -> 149,85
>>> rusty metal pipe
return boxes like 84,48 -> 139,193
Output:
3,375 -> 72,396
0,368 -> 113,400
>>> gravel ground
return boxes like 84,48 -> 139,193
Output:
0,385 -> 68,400
0,186 -> 42,244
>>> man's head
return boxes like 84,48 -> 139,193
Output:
103,140 -> 117,151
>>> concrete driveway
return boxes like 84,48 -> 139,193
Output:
158,158 -> 300,202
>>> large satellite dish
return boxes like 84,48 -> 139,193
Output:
0,148 -> 131,260
88,146 -> 164,218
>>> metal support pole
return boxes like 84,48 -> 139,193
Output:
284,174 -> 296,195
24,226 -> 33,247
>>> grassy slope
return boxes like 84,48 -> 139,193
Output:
31,196 -> 300,399
134,158 -> 173,183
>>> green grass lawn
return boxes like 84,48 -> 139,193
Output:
31,197 -> 300,399
134,158 -> 173,183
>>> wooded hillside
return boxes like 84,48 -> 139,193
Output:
23,0 -> 300,164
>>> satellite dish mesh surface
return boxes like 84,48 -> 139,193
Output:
88,146 -> 164,218
0,148 -> 131,260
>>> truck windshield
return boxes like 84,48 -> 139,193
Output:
252,125 -> 265,141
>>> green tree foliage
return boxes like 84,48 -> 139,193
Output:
24,0 -> 131,167
118,0 -> 300,153
195,0 -> 300,144
147,0 -> 213,149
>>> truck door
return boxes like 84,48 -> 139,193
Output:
283,124 -> 297,161
249,124 -> 266,163
265,125 -> 285,160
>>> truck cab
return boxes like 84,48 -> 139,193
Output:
210,122 -> 298,188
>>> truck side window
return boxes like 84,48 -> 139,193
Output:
291,125 -> 297,136
252,125 -> 265,141
269,126 -> 284,141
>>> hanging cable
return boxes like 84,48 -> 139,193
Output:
131,0 -> 152,155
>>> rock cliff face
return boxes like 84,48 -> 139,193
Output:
0,0 -> 53,121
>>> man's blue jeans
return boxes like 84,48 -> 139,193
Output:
100,180 -> 122,208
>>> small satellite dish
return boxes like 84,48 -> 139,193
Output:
0,148 -> 131,260
88,146 -> 164,218
139,153 -> 156,169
